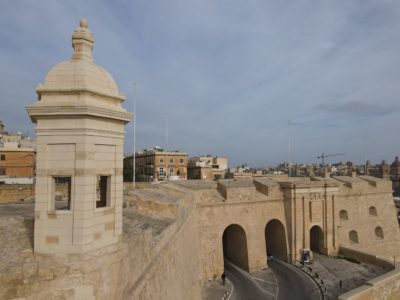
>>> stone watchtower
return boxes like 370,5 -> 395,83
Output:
26,19 -> 132,254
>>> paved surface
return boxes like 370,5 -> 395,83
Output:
269,260 -> 321,300
226,260 -> 274,300
311,253 -> 389,299
201,279 -> 229,300
202,259 -> 322,300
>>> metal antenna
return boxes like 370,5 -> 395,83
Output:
133,82 -> 137,188
363,131 -> 367,175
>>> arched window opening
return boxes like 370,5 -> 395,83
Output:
339,210 -> 348,220
349,230 -> 359,244
375,227 -> 384,240
369,206 -> 377,216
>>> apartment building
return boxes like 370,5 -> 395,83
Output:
125,147 -> 188,182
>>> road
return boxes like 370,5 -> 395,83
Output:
225,260 -> 274,300
225,259 -> 321,300
268,260 -> 321,300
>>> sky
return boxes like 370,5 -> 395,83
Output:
1,0 -> 400,167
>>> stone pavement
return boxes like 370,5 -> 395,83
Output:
311,253 -> 388,300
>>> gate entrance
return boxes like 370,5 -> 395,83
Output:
222,224 -> 249,271
310,225 -> 324,254
265,219 -> 288,261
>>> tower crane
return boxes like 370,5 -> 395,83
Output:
317,153 -> 346,166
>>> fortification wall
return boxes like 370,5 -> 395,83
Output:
336,184 -> 400,260
0,189 -> 201,300
123,204 -> 200,299
339,268 -> 400,300
197,197 -> 287,280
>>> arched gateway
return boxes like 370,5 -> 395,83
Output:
310,225 -> 325,254
265,219 -> 288,261
222,224 -> 249,271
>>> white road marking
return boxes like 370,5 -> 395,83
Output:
252,277 -> 277,285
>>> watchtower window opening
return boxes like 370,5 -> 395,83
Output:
53,176 -> 71,210
96,175 -> 110,208
0,154 -> 5,161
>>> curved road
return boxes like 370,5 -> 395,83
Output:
225,259 -> 321,300
268,260 -> 321,300
225,260 -> 274,300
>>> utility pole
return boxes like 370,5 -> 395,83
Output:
165,113 -> 169,181
288,120 -> 292,177
133,82 -> 137,188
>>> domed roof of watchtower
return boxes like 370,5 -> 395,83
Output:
28,19 -> 131,124
37,19 -> 123,101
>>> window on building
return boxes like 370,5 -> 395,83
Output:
180,158 -> 184,164
369,206 -> 377,216
53,176 -> 71,211
169,167 -> 174,175
159,167 -> 165,176
0,168 -> 5,175
160,158 -> 164,163
349,230 -> 359,244
170,158 -> 174,163
0,154 -> 5,161
339,210 -> 348,220
96,175 -> 110,208
375,227 -> 384,239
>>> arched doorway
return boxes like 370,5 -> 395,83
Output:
265,219 -> 288,261
222,224 -> 249,271
310,225 -> 324,254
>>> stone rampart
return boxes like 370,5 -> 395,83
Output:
0,187 -> 201,300
338,268 -> 400,300
339,246 -> 394,270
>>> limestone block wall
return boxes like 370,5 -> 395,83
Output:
335,179 -> 400,260
123,203 -> 200,299
338,268 -> 400,300
0,189 -> 201,300
197,196 -> 287,280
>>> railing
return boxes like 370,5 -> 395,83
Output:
221,277 -> 233,300
294,261 -> 328,300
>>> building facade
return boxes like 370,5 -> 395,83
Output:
126,148 -> 188,181
0,125 -> 35,182
188,155 -> 228,180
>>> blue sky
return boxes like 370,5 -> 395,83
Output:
1,0 -> 400,167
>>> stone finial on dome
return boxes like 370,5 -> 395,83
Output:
71,19 -> 94,62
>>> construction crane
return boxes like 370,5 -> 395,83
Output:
317,153 -> 346,166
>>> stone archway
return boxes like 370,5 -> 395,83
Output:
310,225 -> 324,254
222,224 -> 249,271
265,219 -> 288,261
